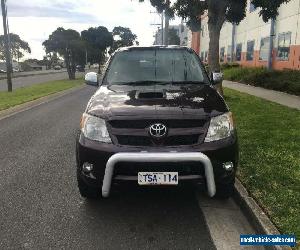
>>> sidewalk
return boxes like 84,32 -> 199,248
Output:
223,80 -> 300,110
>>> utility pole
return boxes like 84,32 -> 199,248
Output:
231,23 -> 236,63
268,18 -> 275,70
1,0 -> 12,92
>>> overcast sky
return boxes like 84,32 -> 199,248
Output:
1,0 -> 180,60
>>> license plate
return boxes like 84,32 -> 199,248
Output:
138,172 -> 178,185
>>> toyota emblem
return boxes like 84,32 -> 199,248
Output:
149,123 -> 167,138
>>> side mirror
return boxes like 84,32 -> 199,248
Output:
212,72 -> 223,85
85,72 -> 98,86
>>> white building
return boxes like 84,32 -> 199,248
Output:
197,0 -> 300,70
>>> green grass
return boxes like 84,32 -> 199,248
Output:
223,67 -> 300,96
0,79 -> 83,111
224,88 -> 300,243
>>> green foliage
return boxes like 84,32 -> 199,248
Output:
173,0 -> 206,31
252,0 -> 290,22
139,0 -> 174,17
81,26 -> 113,71
223,67 -> 300,96
225,88 -> 300,239
43,28 -> 85,79
110,26 -> 138,53
168,28 -> 180,45
0,33 -> 31,61
42,52 -> 61,70
220,62 -> 240,70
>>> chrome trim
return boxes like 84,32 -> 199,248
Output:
102,152 -> 216,198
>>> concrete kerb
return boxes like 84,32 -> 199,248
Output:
234,178 -> 292,250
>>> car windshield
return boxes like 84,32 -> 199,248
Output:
104,49 -> 208,85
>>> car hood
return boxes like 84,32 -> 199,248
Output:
86,84 -> 228,119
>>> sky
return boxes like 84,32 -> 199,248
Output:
2,0 -> 180,60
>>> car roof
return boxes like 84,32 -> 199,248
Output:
116,45 -> 194,53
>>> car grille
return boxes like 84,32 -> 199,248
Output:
108,119 -> 209,147
114,162 -> 205,176
109,119 -> 206,129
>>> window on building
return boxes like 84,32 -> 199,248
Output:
249,1 -> 256,12
236,43 -> 242,61
247,40 -> 255,61
227,45 -> 232,62
277,32 -> 291,61
220,47 -> 225,62
259,37 -> 270,61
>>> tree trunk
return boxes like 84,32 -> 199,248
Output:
163,0 -> 170,46
164,13 -> 169,46
98,62 -> 102,74
65,56 -> 74,80
208,24 -> 221,72
207,0 -> 227,96
208,23 -> 224,96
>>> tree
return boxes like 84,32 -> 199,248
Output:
0,33 -> 31,62
110,26 -> 138,53
168,28 -> 180,45
173,0 -> 291,73
43,52 -> 60,70
81,26 -> 113,74
43,27 -> 85,80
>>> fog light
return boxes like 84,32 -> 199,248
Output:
223,162 -> 234,171
82,162 -> 93,173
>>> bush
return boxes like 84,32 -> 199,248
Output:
220,62 -> 240,70
223,67 -> 300,96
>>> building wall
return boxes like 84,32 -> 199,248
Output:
196,0 -> 300,70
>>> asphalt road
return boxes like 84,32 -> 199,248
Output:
0,71 -> 84,91
0,86 -> 218,250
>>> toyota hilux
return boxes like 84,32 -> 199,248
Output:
76,46 -> 238,199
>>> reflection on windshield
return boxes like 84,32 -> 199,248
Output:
104,49 -> 207,85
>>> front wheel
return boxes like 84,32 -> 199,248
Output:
77,171 -> 102,199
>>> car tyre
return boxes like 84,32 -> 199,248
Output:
215,181 -> 235,199
77,171 -> 102,199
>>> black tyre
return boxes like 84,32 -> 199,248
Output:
77,171 -> 102,199
215,181 -> 235,199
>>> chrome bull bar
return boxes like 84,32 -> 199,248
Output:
102,152 -> 216,198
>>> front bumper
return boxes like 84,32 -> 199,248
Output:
76,132 -> 239,197
102,152 -> 216,197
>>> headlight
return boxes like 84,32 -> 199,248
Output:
80,113 -> 112,143
204,112 -> 234,142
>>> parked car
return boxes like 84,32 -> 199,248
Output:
0,69 -> 6,73
54,65 -> 61,70
76,65 -> 85,72
12,68 -> 20,72
76,46 -> 238,200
